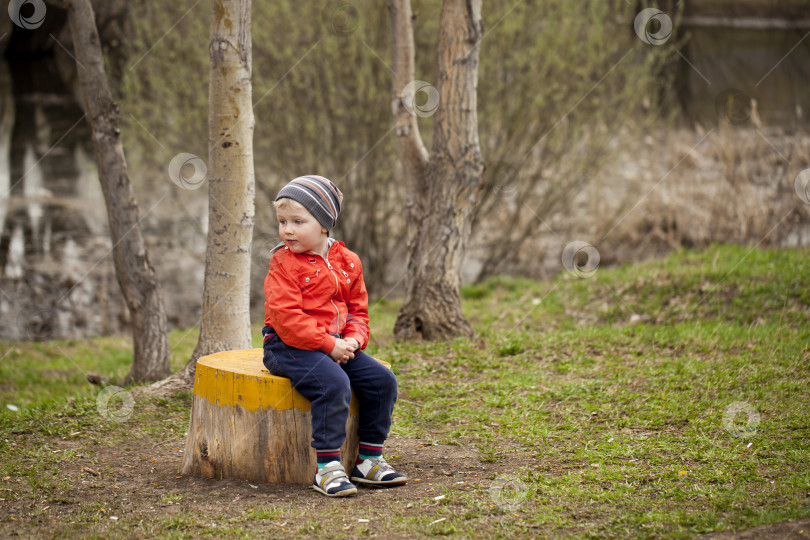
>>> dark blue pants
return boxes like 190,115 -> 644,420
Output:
262,327 -> 398,451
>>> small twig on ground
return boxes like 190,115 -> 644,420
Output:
86,373 -> 107,386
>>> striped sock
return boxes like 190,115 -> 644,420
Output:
357,441 -> 383,464
316,449 -> 341,468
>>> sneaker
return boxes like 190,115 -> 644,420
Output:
312,461 -> 357,497
351,456 -> 408,486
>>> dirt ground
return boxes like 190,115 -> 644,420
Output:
0,430 -> 807,538
697,520 -> 809,540
0,432 -> 532,538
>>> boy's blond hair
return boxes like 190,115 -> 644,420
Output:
273,197 -> 306,211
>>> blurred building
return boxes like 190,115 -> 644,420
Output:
674,0 -> 810,128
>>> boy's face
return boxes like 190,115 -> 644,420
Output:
276,205 -> 329,255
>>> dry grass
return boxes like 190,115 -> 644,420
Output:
490,126 -> 810,280
616,126 -> 810,251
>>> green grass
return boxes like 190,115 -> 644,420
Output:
377,244 -> 810,537
1,244 -> 808,538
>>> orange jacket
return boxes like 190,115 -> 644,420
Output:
263,240 -> 370,353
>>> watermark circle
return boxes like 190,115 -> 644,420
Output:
97,386 -> 135,423
488,161 -> 519,196
488,474 -> 529,511
794,168 -> 810,205
8,0 -> 46,30
561,241 -> 600,279
327,313 -> 365,338
634,8 -> 673,46
722,401 -> 760,438
401,80 -> 440,118
715,89 -> 753,126
320,1 -> 360,37
255,237 -> 281,265
168,153 -> 207,190
16,307 -> 55,341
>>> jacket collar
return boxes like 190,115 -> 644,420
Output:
270,237 -> 337,257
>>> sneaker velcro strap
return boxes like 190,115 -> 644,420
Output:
366,458 -> 396,480
319,464 -> 350,490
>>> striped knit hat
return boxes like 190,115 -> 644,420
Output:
275,175 -> 343,231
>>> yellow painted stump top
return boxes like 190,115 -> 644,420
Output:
193,349 -> 388,414
193,348 -> 312,413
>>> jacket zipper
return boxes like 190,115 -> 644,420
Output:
322,250 -> 341,334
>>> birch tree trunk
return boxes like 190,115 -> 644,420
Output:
389,0 -> 484,341
65,0 -> 171,382
145,0 -> 255,396
189,0 -> 255,373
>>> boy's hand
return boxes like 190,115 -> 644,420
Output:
344,337 -> 360,352
329,338 -> 355,364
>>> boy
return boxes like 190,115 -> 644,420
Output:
262,175 -> 407,497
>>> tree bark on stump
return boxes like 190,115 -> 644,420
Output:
181,349 -> 367,484
65,0 -> 170,382
389,0 -> 484,341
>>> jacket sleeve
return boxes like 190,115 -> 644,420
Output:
265,257 -> 336,353
341,256 -> 370,350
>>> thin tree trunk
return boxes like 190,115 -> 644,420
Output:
389,0 -> 484,341
144,0 -> 255,397
193,0 -> 255,361
156,0 -> 256,395
65,0 -> 170,382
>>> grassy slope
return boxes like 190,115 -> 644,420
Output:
1,244 -> 808,538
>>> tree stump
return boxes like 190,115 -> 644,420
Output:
181,349 -> 385,484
